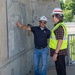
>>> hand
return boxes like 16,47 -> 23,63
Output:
16,22 -> 22,28
52,53 -> 58,61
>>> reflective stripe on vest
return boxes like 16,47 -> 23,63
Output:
49,22 -> 68,50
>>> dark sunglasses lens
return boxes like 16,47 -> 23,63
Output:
39,21 -> 46,24
52,15 -> 54,17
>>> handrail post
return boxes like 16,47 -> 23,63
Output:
67,34 -> 71,65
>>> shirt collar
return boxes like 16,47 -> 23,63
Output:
39,26 -> 46,30
40,28 -> 44,30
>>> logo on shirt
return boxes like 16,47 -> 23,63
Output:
44,31 -> 46,33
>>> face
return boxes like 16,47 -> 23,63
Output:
39,20 -> 47,28
52,15 -> 59,23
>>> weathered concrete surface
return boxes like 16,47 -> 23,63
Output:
30,65 -> 75,75
0,0 -> 7,61
0,0 -> 60,75
48,65 -> 75,75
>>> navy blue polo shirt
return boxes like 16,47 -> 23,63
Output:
31,26 -> 51,48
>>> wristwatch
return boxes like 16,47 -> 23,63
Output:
54,52 -> 58,54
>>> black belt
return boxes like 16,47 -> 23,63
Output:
35,46 -> 46,49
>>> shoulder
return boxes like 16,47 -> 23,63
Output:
45,28 -> 51,32
31,26 -> 39,28
31,26 -> 40,32
55,25 -> 64,34
58,22 -> 65,29
58,25 -> 64,30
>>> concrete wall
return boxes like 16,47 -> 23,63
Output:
0,0 -> 7,61
0,0 -> 60,75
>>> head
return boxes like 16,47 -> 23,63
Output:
51,8 -> 64,23
39,16 -> 47,28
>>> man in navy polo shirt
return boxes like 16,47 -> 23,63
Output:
16,16 -> 51,75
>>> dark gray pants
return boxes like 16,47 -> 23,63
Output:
55,55 -> 66,75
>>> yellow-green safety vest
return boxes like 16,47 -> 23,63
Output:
49,22 -> 68,50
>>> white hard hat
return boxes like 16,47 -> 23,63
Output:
51,8 -> 63,15
40,16 -> 47,21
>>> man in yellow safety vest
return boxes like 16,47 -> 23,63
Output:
49,8 -> 68,75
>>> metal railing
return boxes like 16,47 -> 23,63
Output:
67,34 -> 75,65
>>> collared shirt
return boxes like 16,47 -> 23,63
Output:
31,26 -> 51,48
50,22 -> 67,56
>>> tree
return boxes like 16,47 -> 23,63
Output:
64,1 -> 75,15
60,0 -> 75,22
72,0 -> 75,2
63,10 -> 73,22
60,0 -> 64,9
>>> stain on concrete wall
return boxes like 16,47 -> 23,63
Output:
7,0 -> 28,57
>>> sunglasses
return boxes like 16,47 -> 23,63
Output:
52,15 -> 55,17
39,21 -> 47,24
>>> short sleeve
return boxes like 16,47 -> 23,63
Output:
31,27 -> 35,33
54,26 -> 64,40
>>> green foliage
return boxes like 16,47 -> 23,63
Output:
60,0 -> 75,22
63,10 -> 73,22
72,15 -> 75,22
60,0 -> 63,9
72,0 -> 75,2
70,39 -> 75,46
70,39 -> 75,60
60,0 -> 64,9
65,2 -> 75,15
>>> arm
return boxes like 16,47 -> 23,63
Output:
52,26 -> 64,61
16,22 -> 31,31
55,39 -> 63,53
52,39 -> 63,61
